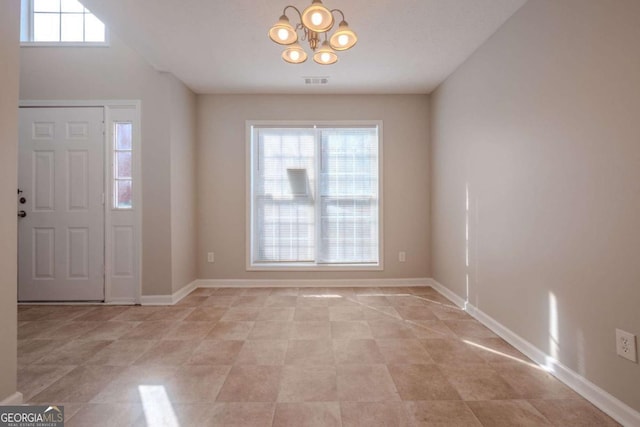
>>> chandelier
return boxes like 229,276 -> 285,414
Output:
268,0 -> 358,65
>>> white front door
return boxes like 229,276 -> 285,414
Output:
18,107 -> 105,301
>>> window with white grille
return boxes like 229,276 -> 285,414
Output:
20,0 -> 108,45
248,122 -> 382,269
113,122 -> 133,209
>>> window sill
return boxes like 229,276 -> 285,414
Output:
21,42 -> 110,48
247,263 -> 383,272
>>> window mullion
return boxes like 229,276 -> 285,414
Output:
29,0 -> 35,41
58,0 -> 62,42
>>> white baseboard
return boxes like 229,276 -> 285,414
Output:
0,392 -> 23,405
194,278 -> 431,288
171,280 -> 198,304
105,298 -> 136,305
429,279 -> 640,427
139,294 -> 172,305
139,278 -> 430,304
427,278 -> 467,308
140,280 -> 197,306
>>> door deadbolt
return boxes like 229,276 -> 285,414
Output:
19,197 -> 26,204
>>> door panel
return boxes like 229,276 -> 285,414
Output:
68,150 -> 89,210
18,107 -> 105,301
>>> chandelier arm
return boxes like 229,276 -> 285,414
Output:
283,5 -> 303,21
282,5 -> 305,42
329,9 -> 346,22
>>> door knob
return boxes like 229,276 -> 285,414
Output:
18,210 -> 26,218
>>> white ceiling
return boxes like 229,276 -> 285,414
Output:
80,0 -> 528,94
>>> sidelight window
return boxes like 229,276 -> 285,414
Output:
113,122 -> 132,209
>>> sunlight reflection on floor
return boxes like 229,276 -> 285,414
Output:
462,339 -> 546,371
138,385 -> 180,427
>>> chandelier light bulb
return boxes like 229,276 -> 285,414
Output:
338,34 -> 349,46
311,12 -> 323,26
290,50 -> 300,61
277,28 -> 289,41
321,52 -> 330,62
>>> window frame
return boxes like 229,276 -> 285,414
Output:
246,120 -> 384,272
20,0 -> 110,47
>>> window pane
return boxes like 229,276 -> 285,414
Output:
115,123 -> 132,150
320,198 -> 378,263
319,128 -> 379,263
33,13 -> 60,41
84,13 -> 106,42
61,13 -> 83,42
60,0 -> 83,12
256,199 -> 315,262
116,152 -> 132,179
34,0 -> 60,13
114,123 -> 133,209
253,128 -> 315,262
116,180 -> 132,209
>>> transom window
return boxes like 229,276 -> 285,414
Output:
248,122 -> 382,270
20,0 -> 107,44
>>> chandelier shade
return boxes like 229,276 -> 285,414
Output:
313,40 -> 338,65
268,1 -> 356,65
282,43 -> 308,64
301,0 -> 334,33
268,15 -> 298,45
329,21 -> 357,51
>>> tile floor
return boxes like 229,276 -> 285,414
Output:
17,286 -> 619,426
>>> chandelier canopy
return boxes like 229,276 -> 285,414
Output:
268,0 -> 358,65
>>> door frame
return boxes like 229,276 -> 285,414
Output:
19,100 -> 142,304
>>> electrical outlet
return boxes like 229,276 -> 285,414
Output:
207,252 -> 215,263
398,251 -> 406,262
616,329 -> 637,362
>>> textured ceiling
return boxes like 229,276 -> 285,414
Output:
80,0 -> 528,94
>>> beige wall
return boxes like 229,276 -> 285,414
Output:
196,94 -> 430,280
431,0 -> 640,411
0,0 -> 20,402
20,35 -> 197,296
170,77 -> 198,292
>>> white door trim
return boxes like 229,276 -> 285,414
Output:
19,100 -> 142,304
